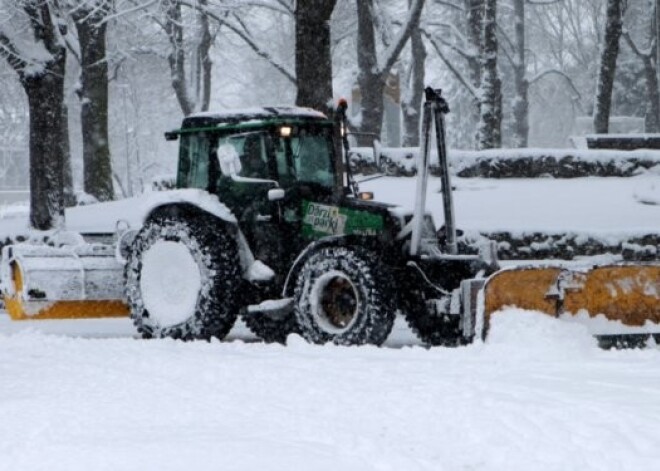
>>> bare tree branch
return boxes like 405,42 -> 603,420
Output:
380,0 -> 425,74
529,68 -> 583,103
176,0 -> 296,84
228,13 -> 295,83
422,30 -> 480,99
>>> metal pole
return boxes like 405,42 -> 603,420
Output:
410,96 -> 433,257
432,90 -> 457,254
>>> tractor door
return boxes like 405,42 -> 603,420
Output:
269,125 -> 338,255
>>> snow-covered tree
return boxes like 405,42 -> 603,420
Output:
0,0 -> 68,229
419,0 -> 502,149
71,0 -> 114,201
477,0 -> 501,148
162,0 -> 214,115
622,1 -> 659,132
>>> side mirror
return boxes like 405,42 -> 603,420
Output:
217,144 -> 242,176
268,188 -> 285,201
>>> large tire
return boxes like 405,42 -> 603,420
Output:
244,312 -> 299,344
293,246 -> 395,345
124,211 -> 240,340
403,294 -> 462,347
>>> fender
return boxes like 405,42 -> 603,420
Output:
138,189 -> 261,280
140,188 -> 237,225
281,234 -> 387,298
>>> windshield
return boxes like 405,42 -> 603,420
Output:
274,127 -> 335,189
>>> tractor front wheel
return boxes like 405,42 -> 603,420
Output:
293,246 -> 394,346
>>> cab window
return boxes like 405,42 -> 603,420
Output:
177,133 -> 210,189
216,132 -> 270,179
280,127 -> 335,189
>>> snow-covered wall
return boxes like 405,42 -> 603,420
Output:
350,146 -> 660,178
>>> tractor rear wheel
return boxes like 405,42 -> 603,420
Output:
124,211 -> 240,341
293,246 -> 394,345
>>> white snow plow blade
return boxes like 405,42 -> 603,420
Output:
1,244 -> 129,320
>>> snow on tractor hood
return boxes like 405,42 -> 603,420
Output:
139,189 -> 237,224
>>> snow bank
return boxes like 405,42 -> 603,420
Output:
362,175 -> 660,260
486,309 -> 597,357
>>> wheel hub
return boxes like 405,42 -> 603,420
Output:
140,240 -> 202,328
312,271 -> 359,333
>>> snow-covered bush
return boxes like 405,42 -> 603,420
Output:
150,174 -> 177,192
354,146 -> 660,178
459,231 -> 659,261
452,148 -> 660,178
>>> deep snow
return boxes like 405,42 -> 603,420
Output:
1,311 -> 660,471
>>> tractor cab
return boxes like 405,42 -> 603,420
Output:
167,107 -> 386,277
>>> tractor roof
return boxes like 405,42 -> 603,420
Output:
165,106 -> 332,140
181,106 -> 329,129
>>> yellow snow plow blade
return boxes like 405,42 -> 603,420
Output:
1,244 -> 129,320
484,264 -> 660,326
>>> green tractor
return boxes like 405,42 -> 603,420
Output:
123,89 -> 494,346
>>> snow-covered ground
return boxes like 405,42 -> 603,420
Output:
362,175 -> 660,238
1,311 -> 660,471
1,175 -> 659,470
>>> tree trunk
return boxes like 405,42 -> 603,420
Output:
643,54 -> 660,132
401,18 -> 425,147
61,102 -> 75,207
464,0 -> 484,148
656,0 -> 660,100
465,0 -> 483,86
356,0 -> 385,146
75,11 -> 114,201
594,0 -> 624,134
511,0 -> 528,147
478,0 -> 502,149
295,0 -> 337,113
23,69 -> 66,230
198,0 -> 212,112
165,0 -> 193,116
4,1 -> 69,230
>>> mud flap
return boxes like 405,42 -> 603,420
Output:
482,264 -> 660,346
